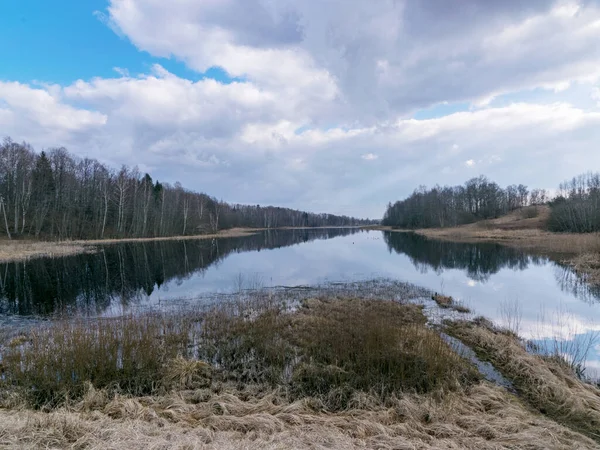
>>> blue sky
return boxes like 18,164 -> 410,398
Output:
0,0 -> 237,84
1,0 -> 600,219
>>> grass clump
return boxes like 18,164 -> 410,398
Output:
287,298 -> 477,403
432,293 -> 454,308
200,296 -> 478,410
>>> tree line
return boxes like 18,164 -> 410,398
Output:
0,138 -> 372,240
548,172 -> 600,232
382,175 -> 548,229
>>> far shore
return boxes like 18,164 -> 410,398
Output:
368,207 -> 600,286
0,226 -> 363,263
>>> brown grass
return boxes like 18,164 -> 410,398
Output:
0,296 -> 476,410
0,312 -> 204,407
432,294 -> 471,313
0,241 -> 93,262
3,295 -> 600,448
446,319 -> 600,442
0,228 -> 258,263
1,382 -> 597,449
432,294 -> 454,308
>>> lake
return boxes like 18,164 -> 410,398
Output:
1,228 -> 599,377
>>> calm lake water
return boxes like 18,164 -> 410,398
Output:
1,228 -> 599,377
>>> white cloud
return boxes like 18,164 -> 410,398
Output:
465,160 -> 476,167
103,0 -> 600,121
361,153 -> 378,161
0,81 -> 106,132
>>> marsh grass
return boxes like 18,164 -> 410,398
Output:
1,294 -> 477,411
446,319 -> 600,442
1,312 -> 203,407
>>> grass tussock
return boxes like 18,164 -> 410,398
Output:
446,319 -> 600,442
432,293 -> 471,313
200,297 -> 478,409
432,293 -> 453,308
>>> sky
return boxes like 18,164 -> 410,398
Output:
1,1 -> 600,219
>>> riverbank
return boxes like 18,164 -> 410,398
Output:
1,284 -> 599,449
0,228 -> 260,263
373,206 -> 600,286
0,226 -> 366,264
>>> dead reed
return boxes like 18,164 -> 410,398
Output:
3,290 -> 600,448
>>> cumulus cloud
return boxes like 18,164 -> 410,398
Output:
106,0 -> 600,119
2,0 -> 600,218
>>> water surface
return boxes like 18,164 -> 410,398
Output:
1,228 -> 599,376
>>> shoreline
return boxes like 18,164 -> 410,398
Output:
370,225 -> 600,286
0,226 -> 364,263
0,228 -> 259,263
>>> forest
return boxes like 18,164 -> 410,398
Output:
547,173 -> 600,232
383,172 -> 600,234
0,138 -> 372,240
382,175 -> 548,228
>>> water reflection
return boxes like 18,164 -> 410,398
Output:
1,228 -> 599,318
383,231 -> 600,302
0,228 -> 361,317
383,232 -> 544,281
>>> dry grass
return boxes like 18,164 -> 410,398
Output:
3,295 -> 600,448
431,294 -> 471,314
432,294 -> 453,308
0,312 -> 203,407
446,319 -> 600,442
567,253 -> 600,286
69,228 -> 259,246
0,241 -> 93,262
1,382 -> 597,449
0,228 -> 259,263
1,296 -> 476,411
